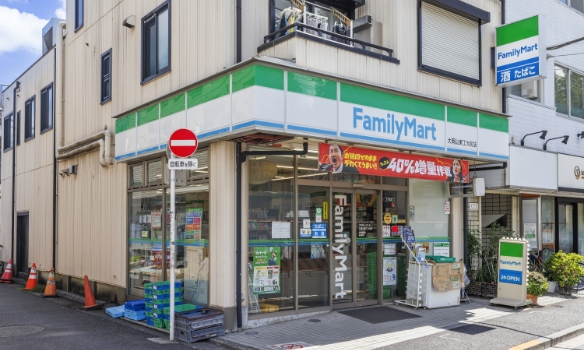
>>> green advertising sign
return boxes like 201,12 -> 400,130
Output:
252,247 -> 281,295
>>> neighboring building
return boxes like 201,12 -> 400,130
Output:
0,0 -> 510,330
478,0 -> 584,259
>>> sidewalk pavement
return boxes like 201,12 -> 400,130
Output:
0,282 -> 227,350
217,294 -> 582,350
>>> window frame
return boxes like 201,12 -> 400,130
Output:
101,49 -> 112,104
417,0 -> 485,86
141,1 -> 171,85
24,96 -> 35,142
3,113 -> 13,152
75,0 -> 84,32
40,83 -> 53,133
16,111 -> 21,146
555,64 -> 584,119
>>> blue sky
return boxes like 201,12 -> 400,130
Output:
0,0 -> 65,88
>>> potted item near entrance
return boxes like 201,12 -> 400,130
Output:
526,271 -> 548,305
543,251 -> 584,295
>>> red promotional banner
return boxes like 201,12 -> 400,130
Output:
318,143 -> 469,183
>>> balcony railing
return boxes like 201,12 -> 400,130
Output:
257,22 -> 400,64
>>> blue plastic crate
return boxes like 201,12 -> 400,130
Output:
146,318 -> 155,327
151,311 -> 166,319
124,309 -> 146,321
124,300 -> 146,311
105,305 -> 125,318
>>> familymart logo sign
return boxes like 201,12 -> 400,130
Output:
496,15 -> 546,87
498,242 -> 524,286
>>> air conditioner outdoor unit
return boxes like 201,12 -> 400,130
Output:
521,81 -> 538,99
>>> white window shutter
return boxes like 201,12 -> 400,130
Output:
421,2 -> 480,82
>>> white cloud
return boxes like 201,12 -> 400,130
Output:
55,0 -> 66,19
0,6 -> 47,55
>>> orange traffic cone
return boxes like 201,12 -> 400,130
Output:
80,275 -> 101,310
24,263 -> 38,290
0,258 -> 14,283
42,267 -> 59,298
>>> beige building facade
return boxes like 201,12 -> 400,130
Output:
0,0 -> 510,330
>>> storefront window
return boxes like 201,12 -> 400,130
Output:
297,186 -> 329,308
165,184 -> 210,306
408,179 -> 449,240
578,204 -> 584,256
355,191 -> 378,302
558,204 -> 574,253
382,189 -> 406,298
128,190 -> 164,295
541,197 -> 555,252
248,150 -> 295,315
332,172 -> 380,184
127,150 -> 210,300
297,154 -> 329,181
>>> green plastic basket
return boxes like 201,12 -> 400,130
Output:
152,318 -> 165,328
425,255 -> 456,263
162,303 -> 197,315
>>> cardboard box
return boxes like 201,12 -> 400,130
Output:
432,263 -> 452,277
432,276 -> 452,291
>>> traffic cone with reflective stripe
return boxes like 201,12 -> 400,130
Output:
24,263 -> 38,290
42,267 -> 59,298
80,275 -> 101,310
0,259 -> 14,283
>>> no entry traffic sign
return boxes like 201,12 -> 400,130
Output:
168,129 -> 198,158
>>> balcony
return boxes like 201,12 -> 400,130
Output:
257,21 -> 399,65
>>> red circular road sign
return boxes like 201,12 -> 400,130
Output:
168,129 -> 198,158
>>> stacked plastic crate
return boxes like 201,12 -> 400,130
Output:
144,281 -> 184,329
124,300 -> 146,321
174,308 -> 225,343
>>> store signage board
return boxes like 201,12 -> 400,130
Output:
496,15 -> 546,87
558,154 -> 584,191
491,238 -> 531,308
433,243 -> 450,257
311,223 -> 327,238
318,143 -> 469,182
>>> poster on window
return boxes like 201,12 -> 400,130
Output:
252,247 -> 281,295
318,143 -> 469,183
185,208 -> 203,240
383,257 -> 397,286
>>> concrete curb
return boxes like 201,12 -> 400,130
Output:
209,336 -> 257,350
510,323 -> 584,350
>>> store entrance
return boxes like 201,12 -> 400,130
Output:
331,189 -> 378,310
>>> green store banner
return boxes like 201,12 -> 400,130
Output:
252,247 -> 281,295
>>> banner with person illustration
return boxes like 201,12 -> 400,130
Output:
318,143 -> 469,183
252,247 -> 281,295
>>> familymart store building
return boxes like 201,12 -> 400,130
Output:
114,59 -> 509,329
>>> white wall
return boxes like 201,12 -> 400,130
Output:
506,0 -> 584,157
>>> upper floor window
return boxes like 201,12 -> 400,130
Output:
418,0 -> 490,86
101,50 -> 112,104
40,84 -> 53,132
142,2 -> 170,84
16,111 -> 20,146
509,80 -> 542,103
559,0 -> 584,14
555,65 -> 584,119
24,96 -> 35,141
3,113 -> 13,151
75,0 -> 84,32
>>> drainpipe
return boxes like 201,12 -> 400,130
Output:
55,22 -> 65,158
52,46 -> 57,270
500,0 -> 506,114
11,81 -> 19,271
235,142 -> 309,331
236,0 -> 242,63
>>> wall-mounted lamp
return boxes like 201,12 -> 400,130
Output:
123,15 -> 136,28
520,130 -> 547,146
578,132 -> 584,139
543,135 -> 569,151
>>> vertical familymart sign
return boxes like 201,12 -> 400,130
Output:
496,15 -> 546,87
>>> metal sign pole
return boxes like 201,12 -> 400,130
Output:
169,154 -> 176,341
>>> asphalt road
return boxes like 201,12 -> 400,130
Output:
0,283 -> 228,350
388,296 -> 584,350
